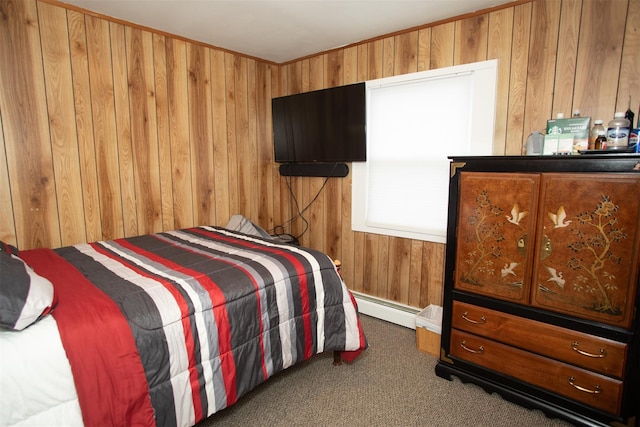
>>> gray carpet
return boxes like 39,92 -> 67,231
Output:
198,315 -> 573,426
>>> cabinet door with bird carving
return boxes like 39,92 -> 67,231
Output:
531,173 -> 640,328
453,172 -> 540,304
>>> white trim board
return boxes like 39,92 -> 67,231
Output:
352,291 -> 419,330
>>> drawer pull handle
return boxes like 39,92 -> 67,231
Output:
568,377 -> 602,394
462,312 -> 486,325
571,342 -> 607,358
460,340 -> 484,354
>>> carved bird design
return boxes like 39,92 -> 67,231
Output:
548,206 -> 572,228
501,262 -> 518,278
545,266 -> 565,288
506,204 -> 527,225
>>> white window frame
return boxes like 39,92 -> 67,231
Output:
352,60 -> 498,243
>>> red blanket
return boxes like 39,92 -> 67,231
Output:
22,249 -> 156,426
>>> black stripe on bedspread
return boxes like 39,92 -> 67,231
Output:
53,226 -> 354,427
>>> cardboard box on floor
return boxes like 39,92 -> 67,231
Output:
415,305 -> 442,357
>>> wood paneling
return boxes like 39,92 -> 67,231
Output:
166,38 -> 193,230
1,0 -> 60,249
38,1 -> 86,246
1,0 -> 638,311
505,2 -> 532,154
88,15 -> 125,240
618,0 -> 640,115
574,0 -> 629,121
68,9 -> 101,242
488,7 -> 514,154
127,27 -> 163,235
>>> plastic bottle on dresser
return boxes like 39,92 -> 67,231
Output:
589,120 -> 606,150
606,112 -> 631,150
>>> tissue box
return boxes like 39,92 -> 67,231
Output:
415,305 -> 442,357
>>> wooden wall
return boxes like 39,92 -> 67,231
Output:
1,0 -> 638,310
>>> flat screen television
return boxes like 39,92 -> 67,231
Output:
272,82 -> 366,164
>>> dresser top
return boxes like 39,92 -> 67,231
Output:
448,155 -> 640,174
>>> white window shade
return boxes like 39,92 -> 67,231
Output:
352,60 -> 497,243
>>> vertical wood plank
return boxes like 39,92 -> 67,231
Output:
256,61 -> 274,230
307,55 -> 325,250
417,28 -> 431,71
0,0 -> 60,249
343,45 -> 358,84
551,0 -> 582,118
108,23 -> 136,236
246,59 -> 259,222
189,45 -> 215,226
363,233 -> 380,296
324,51 -> 343,260
225,52 -> 239,218
85,16 -> 125,240
388,236 -> 411,304
270,64 -> 283,230
367,39 -> 384,80
68,9 -> 102,241
357,43 -> 368,81
506,2 -> 533,154
340,46 -> 358,288
38,1 -> 86,246
234,56 -> 252,220
353,44 -> 369,294
430,21 -> 455,69
127,27 -> 162,235
421,242 -> 445,307
376,235 -> 390,298
522,0 -> 561,144
276,63 -> 299,236
298,57 -> 310,246
408,240 -> 424,307
394,31 -> 418,75
166,38 -> 194,229
617,0 -> 639,117
211,49 -> 230,225
153,33 -> 175,231
454,14 -> 489,65
488,7 -> 515,155
382,36 -> 395,77
574,0 -> 628,120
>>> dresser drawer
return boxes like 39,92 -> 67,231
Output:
452,301 -> 627,378
450,329 -> 623,415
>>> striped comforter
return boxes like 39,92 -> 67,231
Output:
20,226 -> 366,427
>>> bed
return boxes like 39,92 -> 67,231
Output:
0,226 -> 367,427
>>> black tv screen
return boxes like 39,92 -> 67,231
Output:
272,82 -> 366,163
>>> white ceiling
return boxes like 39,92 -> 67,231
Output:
59,0 -> 511,64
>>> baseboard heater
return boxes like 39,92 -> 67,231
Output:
352,291 -> 419,330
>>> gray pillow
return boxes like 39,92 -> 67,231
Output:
0,245 -> 55,331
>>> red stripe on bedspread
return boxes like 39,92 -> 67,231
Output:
20,248 -> 155,427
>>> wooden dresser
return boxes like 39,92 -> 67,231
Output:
435,155 -> 640,427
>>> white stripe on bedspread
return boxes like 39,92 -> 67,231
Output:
0,316 -> 83,427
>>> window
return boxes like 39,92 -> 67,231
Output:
352,60 -> 497,243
